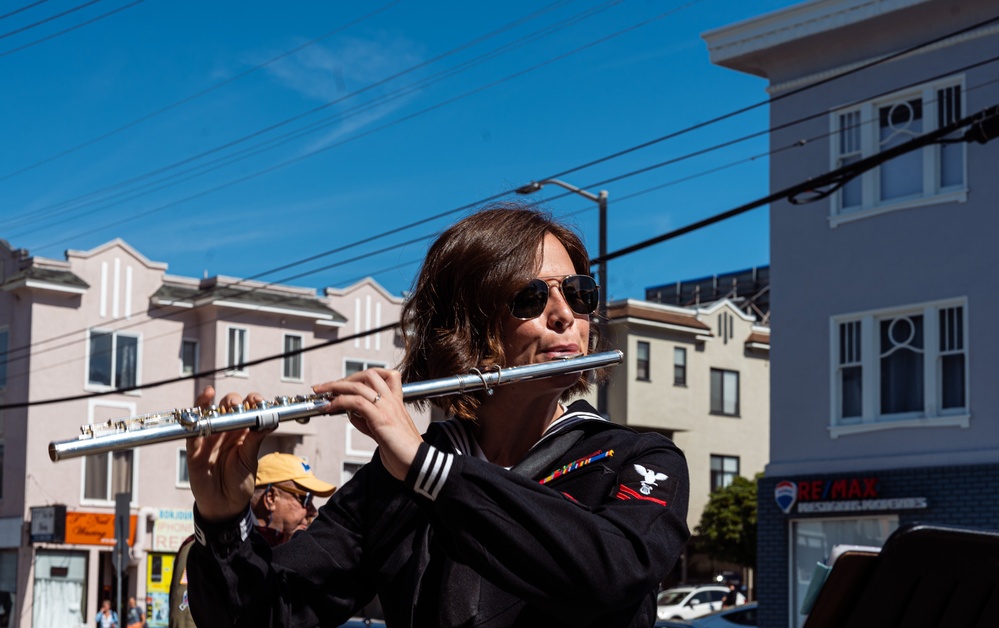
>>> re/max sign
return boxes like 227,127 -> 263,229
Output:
796,477 -> 878,501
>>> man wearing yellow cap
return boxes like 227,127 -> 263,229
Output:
251,452 -> 337,546
169,453 -> 334,627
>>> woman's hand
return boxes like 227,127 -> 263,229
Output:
185,387 -> 270,522
312,368 -> 422,482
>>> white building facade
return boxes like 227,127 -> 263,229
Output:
599,298 -> 769,583
0,239 -> 416,628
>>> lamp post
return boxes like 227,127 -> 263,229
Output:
515,179 -> 609,418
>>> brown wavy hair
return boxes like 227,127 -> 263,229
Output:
400,203 -> 599,420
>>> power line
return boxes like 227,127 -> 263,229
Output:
7,102 -> 997,410
0,1 -> 52,22
2,0 -> 639,235
0,0 -> 406,182
0,0 -> 102,40
0,0 -> 145,59
5,58 -> 998,373
4,18 -> 998,378
0,322 -> 401,409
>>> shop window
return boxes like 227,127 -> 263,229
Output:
710,455 -> 739,491
636,342 -> 650,381
832,299 -> 968,436
283,334 -> 303,381
0,551 -> 15,628
791,517 -> 897,628
710,368 -> 740,416
226,327 -> 248,374
831,77 -> 965,225
31,551 -> 87,627
83,450 -> 134,503
88,330 -> 139,390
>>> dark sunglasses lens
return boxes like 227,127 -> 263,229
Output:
511,279 -> 548,319
300,492 -> 313,508
563,276 -> 599,315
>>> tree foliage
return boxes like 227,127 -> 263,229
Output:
694,473 -> 759,569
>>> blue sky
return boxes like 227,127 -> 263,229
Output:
0,0 -> 803,301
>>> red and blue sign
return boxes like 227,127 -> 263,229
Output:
775,481 -> 797,514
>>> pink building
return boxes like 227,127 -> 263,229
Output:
0,238 -> 420,627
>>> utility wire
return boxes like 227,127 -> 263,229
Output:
6,101 -> 997,407
0,0 -> 145,58
2,0 -> 633,234
5,59 -> 998,371
0,0 -> 102,40
0,323 -> 401,409
0,0 -> 52,23
0,0 -> 405,182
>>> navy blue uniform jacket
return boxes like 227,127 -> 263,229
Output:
189,400 -> 690,627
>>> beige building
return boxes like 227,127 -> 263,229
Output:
0,238 -> 420,628
599,298 -> 770,565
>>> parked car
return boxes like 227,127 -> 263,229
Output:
656,585 -> 746,621
688,602 -> 757,626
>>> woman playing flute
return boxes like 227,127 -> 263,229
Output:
185,204 -> 690,627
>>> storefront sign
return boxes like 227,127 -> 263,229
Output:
152,509 -> 194,552
64,512 -> 137,546
775,477 -> 927,515
29,505 -> 67,543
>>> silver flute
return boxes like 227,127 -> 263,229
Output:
49,350 -> 622,462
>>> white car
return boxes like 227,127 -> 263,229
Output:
656,585 -> 745,621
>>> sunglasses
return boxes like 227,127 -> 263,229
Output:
270,484 -> 314,509
510,274 -> 599,320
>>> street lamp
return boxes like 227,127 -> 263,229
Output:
515,179 -> 609,418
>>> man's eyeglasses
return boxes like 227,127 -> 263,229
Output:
510,274 -> 599,320
269,484 -> 314,509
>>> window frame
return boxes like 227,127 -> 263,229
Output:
635,341 -> 651,382
180,338 -> 198,377
710,368 -> 740,417
709,454 -> 739,492
282,333 -> 305,382
343,358 -> 387,378
82,400 -> 139,506
829,297 -> 969,437
176,448 -> 190,488
674,346 -> 687,386
829,75 -> 967,227
85,328 -> 142,392
225,326 -> 249,376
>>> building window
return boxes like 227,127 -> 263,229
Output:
792,517 -> 897,628
0,441 -> 4,500
710,455 -> 739,491
283,334 -> 304,381
181,339 -> 198,376
88,330 -> 139,389
674,347 -> 687,386
833,299 -> 967,434
832,77 -> 965,224
0,327 -> 8,389
710,368 -> 739,416
344,359 -> 386,377
177,449 -> 190,487
636,341 -> 650,381
226,327 -> 248,374
83,450 -> 134,502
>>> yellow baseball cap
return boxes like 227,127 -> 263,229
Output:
255,453 -> 336,496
